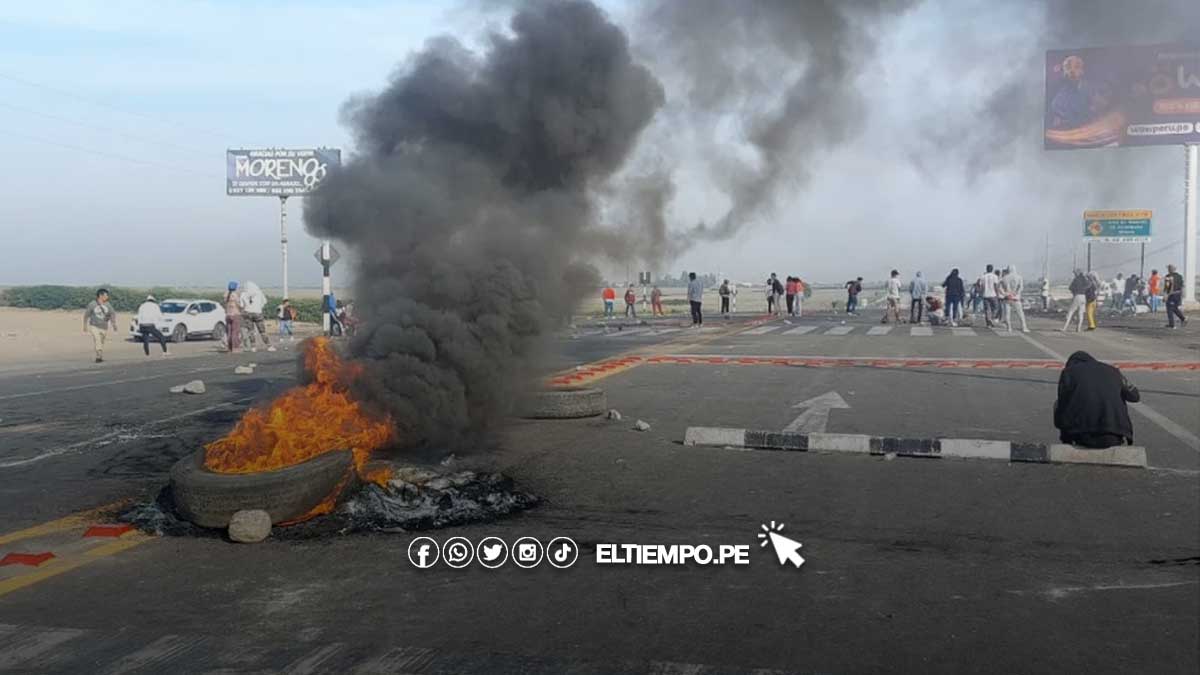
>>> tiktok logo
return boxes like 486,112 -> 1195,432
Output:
546,536 -> 579,569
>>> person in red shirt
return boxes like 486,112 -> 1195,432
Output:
785,277 -> 799,316
624,285 -> 638,318
1147,270 -> 1161,313
602,286 -> 616,318
651,285 -> 664,316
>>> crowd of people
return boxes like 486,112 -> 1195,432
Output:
80,283 -> 351,363
843,265 -> 1033,332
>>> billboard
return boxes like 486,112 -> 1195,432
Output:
1045,42 -> 1200,149
1082,210 -> 1152,243
226,148 -> 341,196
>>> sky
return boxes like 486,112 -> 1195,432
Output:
0,0 -> 1194,289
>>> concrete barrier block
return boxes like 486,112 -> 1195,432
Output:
1047,444 -> 1147,468
684,427 -> 746,447
807,433 -> 872,453
940,439 -> 1011,460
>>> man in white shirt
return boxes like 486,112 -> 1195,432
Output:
686,272 -> 705,327
1001,266 -> 1029,333
135,295 -> 170,356
979,264 -> 1001,328
884,269 -> 904,324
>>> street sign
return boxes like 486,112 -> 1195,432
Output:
1082,210 -> 1152,243
638,271 -> 651,285
313,243 -> 341,266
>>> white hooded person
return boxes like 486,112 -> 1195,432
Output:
1001,265 -> 1028,333
237,281 -> 274,352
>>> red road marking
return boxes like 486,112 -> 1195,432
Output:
0,552 -> 55,567
82,524 -> 134,538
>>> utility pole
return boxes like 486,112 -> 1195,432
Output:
1185,144 -> 1198,304
280,196 -> 289,300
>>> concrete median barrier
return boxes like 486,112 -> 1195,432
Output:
684,427 -> 1147,469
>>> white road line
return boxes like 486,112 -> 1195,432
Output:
743,325 -> 781,335
866,326 -> 892,336
783,326 -> 818,335
1129,403 -> 1200,452
991,328 -> 1018,337
950,327 -> 976,337
0,398 -> 254,469
0,625 -> 86,669
1021,331 -> 1199,453
910,326 -> 933,336
825,326 -> 854,336
0,362 -> 281,402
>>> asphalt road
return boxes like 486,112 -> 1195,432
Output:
0,310 -> 1197,673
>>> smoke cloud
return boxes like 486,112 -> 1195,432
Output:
304,0 -> 663,450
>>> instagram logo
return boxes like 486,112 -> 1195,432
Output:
546,537 -> 578,569
512,537 -> 543,569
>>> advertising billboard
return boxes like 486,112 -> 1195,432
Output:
1082,210 -> 1152,243
1045,42 -> 1200,149
226,148 -> 341,196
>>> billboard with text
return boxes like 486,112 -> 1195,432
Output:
1045,42 -> 1200,149
226,148 -> 341,196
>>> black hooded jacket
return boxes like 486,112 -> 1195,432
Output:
1053,351 -> 1140,443
943,271 -> 965,300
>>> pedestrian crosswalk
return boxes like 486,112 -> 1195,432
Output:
733,323 -> 1032,338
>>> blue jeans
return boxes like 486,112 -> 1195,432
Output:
279,320 -> 293,336
946,298 -> 962,322
1150,295 -> 1160,312
604,300 -> 614,318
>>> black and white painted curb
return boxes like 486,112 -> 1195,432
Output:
683,427 -> 1147,468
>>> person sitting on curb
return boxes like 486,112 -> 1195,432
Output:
1053,350 -> 1140,448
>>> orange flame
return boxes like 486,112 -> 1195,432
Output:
204,337 -> 394,482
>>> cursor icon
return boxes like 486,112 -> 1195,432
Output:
758,521 -> 805,568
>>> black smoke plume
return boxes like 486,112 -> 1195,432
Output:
305,0 -> 663,449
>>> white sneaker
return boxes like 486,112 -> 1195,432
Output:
267,346 -> 277,352
251,347 -> 258,353
162,351 -> 171,357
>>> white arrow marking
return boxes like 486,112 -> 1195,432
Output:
783,391 -> 851,433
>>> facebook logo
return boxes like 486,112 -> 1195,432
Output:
407,537 -> 440,568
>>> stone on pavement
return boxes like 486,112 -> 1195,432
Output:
607,409 -> 622,421
634,419 -> 651,431
170,380 -> 206,394
234,365 -> 255,374
228,509 -> 271,543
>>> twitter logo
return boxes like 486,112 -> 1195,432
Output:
476,537 -> 509,569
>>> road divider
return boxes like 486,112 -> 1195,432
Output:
683,427 -> 1147,468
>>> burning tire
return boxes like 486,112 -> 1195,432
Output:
169,449 -> 355,528
521,387 -> 607,419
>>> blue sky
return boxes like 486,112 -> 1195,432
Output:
0,1 -> 1190,289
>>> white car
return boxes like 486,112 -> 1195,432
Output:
129,299 -> 227,343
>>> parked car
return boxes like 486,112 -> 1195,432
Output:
129,299 -> 226,343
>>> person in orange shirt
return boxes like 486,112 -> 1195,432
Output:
602,286 -> 616,319
1147,269 -> 1161,313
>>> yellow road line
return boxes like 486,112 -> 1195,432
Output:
0,533 -> 151,599
0,501 -> 129,546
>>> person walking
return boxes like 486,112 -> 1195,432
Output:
1001,265 -> 1029,333
1147,269 -> 1162,313
718,280 -> 732,317
1061,270 -> 1089,332
687,272 -> 704,327
224,282 -> 242,353
884,270 -> 904,324
765,274 -> 777,315
602,285 -> 616,319
794,277 -> 805,318
1164,264 -> 1188,329
277,298 -> 296,341
135,295 -> 170,357
1041,277 -> 1051,311
784,276 -> 798,316
651,285 -> 664,316
845,277 -> 863,315
238,281 -> 274,352
1054,351 -> 1140,448
1085,271 -> 1104,330
908,271 -> 927,324
943,268 -> 965,327
979,264 -> 1001,328
624,285 -> 638,319
82,288 -> 119,363
1123,274 -> 1138,310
